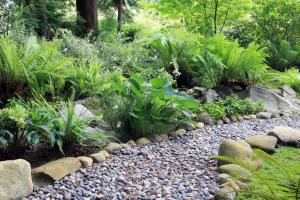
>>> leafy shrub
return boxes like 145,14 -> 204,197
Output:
0,101 -> 39,155
218,95 -> 264,116
202,103 -> 226,119
108,75 -> 199,139
30,100 -> 108,154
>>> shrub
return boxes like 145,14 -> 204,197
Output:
108,75 -> 199,139
202,103 -> 226,119
218,95 -> 264,116
30,100 -> 108,154
0,101 -> 39,155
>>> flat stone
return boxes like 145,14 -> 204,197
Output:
0,159 -> 33,200
268,126 -> 300,146
219,164 -> 252,180
90,150 -> 111,163
221,181 -> 240,192
78,156 -> 93,167
245,135 -> 278,152
32,157 -> 81,187
136,137 -> 152,145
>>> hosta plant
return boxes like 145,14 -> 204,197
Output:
110,75 -> 199,139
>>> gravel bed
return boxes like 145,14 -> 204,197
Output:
25,117 -> 300,200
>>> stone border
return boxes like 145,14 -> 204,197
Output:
215,126 -> 300,200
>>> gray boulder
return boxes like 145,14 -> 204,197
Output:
248,85 -> 300,113
268,126 -> 300,146
245,135 -> 278,152
0,159 -> 33,200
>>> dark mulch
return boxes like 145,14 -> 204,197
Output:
0,143 -> 101,168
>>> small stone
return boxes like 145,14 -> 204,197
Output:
197,113 -> 215,125
196,122 -> 205,129
89,153 -> 106,163
105,142 -> 122,153
223,117 -> 231,124
217,174 -> 232,184
229,115 -> 238,122
217,120 -> 224,125
215,186 -> 236,200
249,114 -> 257,120
256,112 -> 272,119
77,156 -> 93,167
237,116 -> 244,121
171,129 -> 186,138
136,137 -> 152,145
126,140 -> 136,147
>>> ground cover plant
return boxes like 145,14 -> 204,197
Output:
236,147 -> 300,200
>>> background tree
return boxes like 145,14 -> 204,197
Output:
76,0 -> 98,37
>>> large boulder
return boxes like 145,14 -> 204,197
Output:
247,85 -> 300,113
218,139 -> 253,164
245,135 -> 278,152
268,126 -> 300,146
32,157 -> 81,187
0,159 -> 33,200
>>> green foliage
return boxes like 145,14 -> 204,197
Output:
108,75 -> 199,139
149,0 -> 252,35
0,101 -> 39,154
266,40 -> 300,71
236,148 -> 300,200
202,35 -> 269,85
218,95 -> 264,116
0,35 -> 72,101
202,103 -> 226,119
150,33 -> 269,88
263,68 -> 300,92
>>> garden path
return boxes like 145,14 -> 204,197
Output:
25,117 -> 300,200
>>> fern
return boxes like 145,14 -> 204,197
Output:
0,35 -> 72,102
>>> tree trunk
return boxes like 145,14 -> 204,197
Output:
76,0 -> 98,37
213,0 -> 219,34
117,0 -> 123,37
